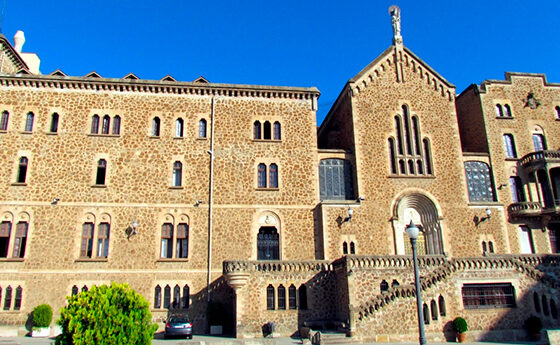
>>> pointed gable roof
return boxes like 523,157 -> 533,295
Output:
84,71 -> 102,78
122,73 -> 139,80
49,69 -> 67,77
16,68 -> 31,75
160,75 -> 177,82
193,76 -> 209,83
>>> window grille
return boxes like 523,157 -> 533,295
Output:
461,283 -> 515,309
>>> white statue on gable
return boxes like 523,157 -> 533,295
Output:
389,5 -> 402,43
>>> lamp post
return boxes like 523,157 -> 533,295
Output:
405,220 -> 427,345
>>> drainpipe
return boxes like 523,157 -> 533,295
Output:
207,97 -> 216,302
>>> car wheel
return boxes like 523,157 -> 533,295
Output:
188,335 -> 193,339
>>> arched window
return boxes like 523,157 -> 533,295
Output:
13,286 -> 22,310
112,115 -> 120,135
503,134 -> 517,158
482,241 -> 487,254
438,295 -> 446,316
269,164 -> 278,188
533,133 -> 547,151
278,285 -> 286,310
423,138 -> 433,175
319,159 -> 354,200
176,223 -> 188,258
4,286 -> 12,310
96,223 -> 110,258
154,285 -> 161,309
488,241 -> 494,253
495,104 -> 504,117
263,121 -> 271,140
504,104 -> 512,117
101,115 -> 110,134
412,116 -> 421,154
50,113 -> 59,133
25,112 -> 34,132
13,221 -> 28,258
175,118 -> 184,137
423,303 -> 430,324
430,300 -> 438,320
266,285 -> 275,310
17,157 -> 28,183
0,221 -> 11,258
395,116 -> 404,154
391,108 -> 432,176
542,295 -> 550,316
551,298 -> 558,319
289,285 -> 297,309
556,106 -> 560,120
298,285 -> 307,310
173,284 -> 181,309
342,242 -> 348,254
464,161 -> 495,202
96,159 -> 107,185
160,223 -> 173,258
71,285 -> 79,296
173,161 -> 182,187
152,117 -> 161,137
350,242 -> 355,254
80,223 -> 94,258
257,227 -> 279,260
253,121 -> 261,139
388,138 -> 397,174
199,119 -> 207,138
81,285 -> 88,292
534,292 -> 541,313
91,115 -> 100,134
257,163 -> 267,188
273,122 -> 281,140
380,280 -> 389,292
182,285 -> 190,309
391,280 -> 400,287
0,111 -> 8,130
163,285 -> 171,309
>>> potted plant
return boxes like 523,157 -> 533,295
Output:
32,304 -> 53,337
524,316 -> 543,341
453,317 -> 468,343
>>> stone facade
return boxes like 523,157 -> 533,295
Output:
1,9 -> 560,343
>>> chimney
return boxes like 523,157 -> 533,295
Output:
12,30 -> 41,74
13,30 -> 25,53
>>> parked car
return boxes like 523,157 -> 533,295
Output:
164,315 -> 193,339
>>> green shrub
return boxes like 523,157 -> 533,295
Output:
33,304 -> 53,328
525,316 -> 543,333
453,317 -> 468,333
55,283 -> 157,345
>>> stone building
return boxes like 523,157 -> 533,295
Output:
1,7 -> 559,343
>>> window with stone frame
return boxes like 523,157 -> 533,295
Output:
95,159 -> 107,185
80,221 -> 111,259
266,285 -> 275,310
175,118 -> 184,137
257,227 -> 279,260
96,223 -> 110,258
464,161 -> 495,202
152,117 -> 161,137
532,133 -> 547,152
91,115 -> 100,134
101,115 -> 110,134
24,112 -> 34,132
509,176 -> 525,203
112,115 -> 120,135
319,159 -> 354,200
160,222 -> 189,259
288,284 -> 297,309
253,120 -> 281,141
556,106 -> 560,120
16,157 -> 28,184
277,285 -> 286,310
257,163 -> 279,189
461,283 -> 516,309
0,111 -> 9,131
50,113 -> 59,133
160,223 -> 173,258
502,134 -> 517,158
12,222 -> 28,258
0,221 -> 12,257
199,119 -> 207,138
172,161 -> 183,187
438,295 -> 446,316
1,285 -> 22,311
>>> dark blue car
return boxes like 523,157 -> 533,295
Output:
164,316 -> 193,339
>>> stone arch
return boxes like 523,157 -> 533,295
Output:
253,211 -> 282,260
392,191 -> 444,255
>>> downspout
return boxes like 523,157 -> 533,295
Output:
207,97 -> 216,302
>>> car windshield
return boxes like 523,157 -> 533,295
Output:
169,317 -> 189,323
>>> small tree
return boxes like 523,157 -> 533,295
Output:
33,304 -> 53,328
453,317 -> 468,333
56,283 -> 157,345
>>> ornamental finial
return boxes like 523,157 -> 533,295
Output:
389,5 -> 402,44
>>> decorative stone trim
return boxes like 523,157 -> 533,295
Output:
223,260 -> 334,274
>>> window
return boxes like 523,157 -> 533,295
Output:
556,106 -> 560,120
154,285 -> 162,309
176,223 -> 188,258
518,226 -> 535,254
488,241 -> 494,253
17,157 -> 28,184
319,159 -> 354,200
199,119 -> 207,138
253,120 -> 280,141
464,161 -> 495,202
96,223 -> 110,258
269,164 -> 278,188
257,227 -> 279,260
278,285 -> 286,310
80,219 -> 110,259
504,104 -> 512,117
273,122 -> 281,140
50,113 -> 59,133
95,159 -> 107,185
172,161 -> 182,187
161,223 -> 173,258
542,295 -> 550,316
175,118 -> 184,137
24,112 -> 34,132
549,228 -> 559,253
288,285 -> 297,310
163,285 -> 171,309
12,222 -> 28,258
0,111 -> 8,130
101,115 -> 110,134
14,286 -> 22,310
80,223 -> 94,258
495,104 -> 504,117
263,121 -> 271,140
258,164 -> 267,188
3,286 -> 12,310
503,134 -> 517,158
533,133 -> 547,151
152,117 -> 161,137
430,300 -> 438,320
438,296 -> 446,316
173,285 -> 180,308
422,303 -> 430,324
112,115 -> 120,135
342,242 -> 348,254
267,285 -> 275,310
510,176 -> 525,203
534,292 -> 541,313
298,285 -> 307,310
253,121 -> 261,140
462,283 -> 516,309
182,285 -> 189,309
0,221 -> 12,257
160,222 -> 189,259
380,280 -> 389,292
257,163 -> 279,189
350,242 -> 355,254
91,115 -> 100,134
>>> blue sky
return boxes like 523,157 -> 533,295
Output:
2,0 -> 560,125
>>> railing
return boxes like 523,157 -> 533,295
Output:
507,201 -> 542,216
334,254 -> 447,270
518,150 -> 560,167
223,260 -> 333,274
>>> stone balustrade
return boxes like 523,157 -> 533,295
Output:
223,260 -> 334,274
507,201 -> 542,216
518,150 -> 560,167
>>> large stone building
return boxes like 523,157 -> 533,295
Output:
1,7 -> 559,343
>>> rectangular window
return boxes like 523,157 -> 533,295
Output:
81,223 -> 94,258
161,224 -> 173,258
96,223 -> 110,258
462,283 -> 515,309
12,222 -> 28,258
518,226 -> 535,254
176,224 -> 188,258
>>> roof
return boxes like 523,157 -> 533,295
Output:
0,33 -> 29,72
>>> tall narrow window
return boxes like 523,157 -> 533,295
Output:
199,119 -> 207,138
112,115 -> 121,135
504,104 -> 512,117
0,221 -> 12,258
438,295 -> 446,316
14,286 -> 22,310
80,223 -> 94,258
176,223 -> 188,258
273,122 -> 281,140
395,116 -> 404,154
542,295 -> 550,316
12,222 -> 28,258
96,159 -> 107,185
412,116 -> 421,155
257,163 -> 267,188
380,280 -> 389,292
549,228 -> 559,253
319,159 -> 354,200
289,285 -> 297,310
342,242 -> 348,254
152,117 -> 161,137
423,139 -> 433,175
464,161 -> 495,202
423,303 -> 430,324
50,113 -> 59,133
4,286 -> 12,310
173,285 -> 180,308
91,115 -> 99,134
533,292 -> 541,313
263,121 -> 271,140
71,286 -> 79,296
533,134 -> 546,151
161,223 -> 173,258
25,112 -> 34,132
101,115 -> 110,134
257,227 -> 279,260
175,118 -> 184,137
172,161 -> 182,187
96,223 -> 110,258
277,285 -> 286,310
402,106 -> 413,155
163,285 -> 171,309
430,300 -> 438,320
350,242 -> 355,254
182,285 -> 189,309
495,104 -> 504,117
556,106 -> 560,120
519,226 -> 535,254
510,176 -> 525,203
388,138 -> 397,174
0,111 -> 8,130
266,285 -> 275,310
298,285 -> 308,310
503,134 -> 517,158
269,164 -> 278,188
154,285 -> 162,309
253,121 -> 261,139
17,157 -> 28,183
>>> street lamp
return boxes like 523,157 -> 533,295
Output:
405,220 -> 427,345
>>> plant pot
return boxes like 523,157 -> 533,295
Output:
32,327 -> 51,337
456,332 -> 466,343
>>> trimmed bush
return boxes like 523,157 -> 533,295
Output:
525,315 -> 543,333
55,283 -> 157,345
453,317 -> 468,333
33,304 -> 53,328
